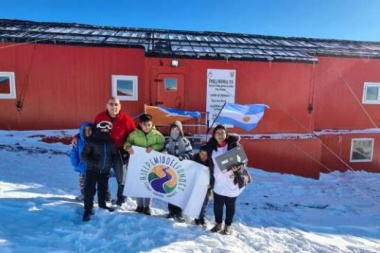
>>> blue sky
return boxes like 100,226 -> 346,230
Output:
1,0 -> 380,41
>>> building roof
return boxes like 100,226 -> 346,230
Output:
1,19 -> 380,63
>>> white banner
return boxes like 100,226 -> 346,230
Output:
125,146 -> 210,218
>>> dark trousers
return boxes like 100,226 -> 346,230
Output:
84,170 -> 109,214
198,189 -> 210,220
168,203 -> 182,215
113,153 -> 127,200
213,192 -> 237,226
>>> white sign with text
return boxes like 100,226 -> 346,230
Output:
206,69 -> 236,125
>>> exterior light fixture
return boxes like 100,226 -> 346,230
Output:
171,59 -> 179,67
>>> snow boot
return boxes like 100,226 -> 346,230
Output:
222,225 -> 233,235
135,205 -> 144,213
176,213 -> 185,223
99,205 -> 115,212
116,185 -> 126,206
143,207 -> 152,215
210,223 -> 223,233
195,218 -> 207,228
82,211 -> 91,222
166,212 -> 175,219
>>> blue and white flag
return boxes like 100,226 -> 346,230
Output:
215,103 -> 268,131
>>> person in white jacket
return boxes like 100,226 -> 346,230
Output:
206,125 -> 246,235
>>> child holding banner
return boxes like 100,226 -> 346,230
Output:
124,113 -> 165,215
164,120 -> 193,222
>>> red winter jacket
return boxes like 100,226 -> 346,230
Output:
94,111 -> 137,149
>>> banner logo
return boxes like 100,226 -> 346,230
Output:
140,155 -> 187,197
148,165 -> 177,194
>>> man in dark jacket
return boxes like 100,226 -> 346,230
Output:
81,121 -> 118,222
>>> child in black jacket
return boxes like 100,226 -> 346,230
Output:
191,145 -> 211,227
81,121 -> 118,222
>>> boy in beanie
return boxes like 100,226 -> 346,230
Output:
81,121 -> 118,222
164,120 -> 193,222
123,113 -> 165,215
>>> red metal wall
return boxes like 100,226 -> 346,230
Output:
319,134 -> 380,173
146,58 -> 316,134
240,138 -> 321,179
313,57 -> 380,129
0,43 -> 146,130
2,42 -> 379,177
146,57 -> 380,177
312,57 -> 380,175
146,58 -> 323,178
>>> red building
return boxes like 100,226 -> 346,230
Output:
1,19 -> 379,178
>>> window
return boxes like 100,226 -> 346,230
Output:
350,138 -> 374,162
0,72 -> 16,99
164,78 -> 177,92
111,75 -> 138,101
362,82 -> 380,104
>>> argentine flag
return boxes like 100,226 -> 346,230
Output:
215,103 -> 268,131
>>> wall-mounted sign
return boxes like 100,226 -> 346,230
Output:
206,69 -> 236,126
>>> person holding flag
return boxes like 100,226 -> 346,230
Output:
123,113 -> 165,215
164,120 -> 193,222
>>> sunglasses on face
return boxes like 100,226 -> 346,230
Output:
96,121 -> 113,130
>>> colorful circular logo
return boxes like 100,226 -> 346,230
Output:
148,164 -> 178,194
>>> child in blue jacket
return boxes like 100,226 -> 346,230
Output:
70,122 -> 93,201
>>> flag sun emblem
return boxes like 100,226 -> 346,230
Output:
242,116 -> 251,122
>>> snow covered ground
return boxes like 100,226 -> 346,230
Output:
0,129 -> 379,253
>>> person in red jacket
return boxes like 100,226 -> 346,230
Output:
94,97 -> 137,206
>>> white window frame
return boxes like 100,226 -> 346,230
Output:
111,75 -> 138,101
350,138 -> 374,162
0,72 -> 16,99
362,82 -> 380,104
